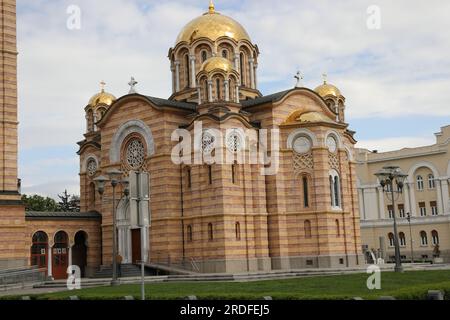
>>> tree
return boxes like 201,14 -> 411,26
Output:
21,194 -> 59,212
57,190 -> 80,212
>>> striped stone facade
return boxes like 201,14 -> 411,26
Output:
0,0 -> 26,269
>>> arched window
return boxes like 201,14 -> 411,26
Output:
240,52 -> 245,86
329,171 -> 341,208
302,176 -> 309,208
207,165 -> 213,184
431,230 -> 439,245
399,232 -> 406,246
204,79 -> 209,102
420,231 -> 428,246
216,78 -> 221,100
89,182 -> 96,210
417,175 -> 424,190
186,167 -> 192,189
336,219 -> 340,237
232,161 -> 238,184
201,50 -> 208,63
304,220 -> 312,238
428,174 -> 435,189
31,231 -> 48,268
222,49 -> 228,59
388,233 -> 395,247
208,223 -> 214,241
185,54 -> 190,88
187,225 -> 193,242
235,222 -> 241,240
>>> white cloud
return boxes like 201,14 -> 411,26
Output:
15,0 -> 450,197
356,136 -> 436,153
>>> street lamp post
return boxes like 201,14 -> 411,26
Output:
375,166 -> 408,273
406,212 -> 414,263
94,169 -> 129,286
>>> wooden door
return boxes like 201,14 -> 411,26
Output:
131,229 -> 141,264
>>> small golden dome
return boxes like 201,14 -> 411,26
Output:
88,84 -> 116,107
200,57 -> 234,73
315,81 -> 343,99
175,3 -> 251,45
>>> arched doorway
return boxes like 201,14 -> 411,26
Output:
72,231 -> 88,278
52,231 -> 69,280
31,231 -> 48,270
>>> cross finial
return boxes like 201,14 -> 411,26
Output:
100,80 -> 106,92
128,77 -> 138,94
294,71 -> 303,88
322,72 -> 328,84
209,0 -> 215,14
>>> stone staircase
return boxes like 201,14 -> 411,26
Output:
92,264 -> 152,279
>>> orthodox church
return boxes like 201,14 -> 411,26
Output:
0,1 -> 363,278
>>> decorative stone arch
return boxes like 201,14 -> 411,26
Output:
287,128 -> 319,149
324,129 -> 344,149
407,161 -> 441,183
82,154 -> 99,173
173,45 -> 191,61
110,120 -> 155,164
191,39 -> 215,53
31,230 -> 49,247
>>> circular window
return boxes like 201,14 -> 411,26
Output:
202,131 -> 215,154
293,136 -> 311,154
226,130 -> 242,153
326,136 -> 338,153
126,139 -> 145,169
86,158 -> 97,176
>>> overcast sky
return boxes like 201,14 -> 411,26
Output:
16,0 -> 450,198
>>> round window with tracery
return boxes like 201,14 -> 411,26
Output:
226,130 -> 242,153
202,131 -> 216,154
87,158 -> 97,176
126,138 -> 145,169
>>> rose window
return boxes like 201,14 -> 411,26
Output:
226,131 -> 242,153
126,139 -> 145,169
202,131 -> 215,154
87,159 -> 97,176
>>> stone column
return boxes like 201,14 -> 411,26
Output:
224,80 -> 230,102
358,188 -> 366,220
253,62 -> 258,89
235,85 -> 240,103
197,87 -> 201,104
234,53 -> 240,72
407,182 -> 417,216
190,55 -> 196,88
377,187 -> 385,219
249,58 -> 255,89
208,80 -> 213,103
47,244 -> 53,279
436,179 -> 444,215
404,183 -> 411,214
68,245 -> 73,267
441,178 -> 449,214
175,61 -> 180,92
171,65 -> 176,93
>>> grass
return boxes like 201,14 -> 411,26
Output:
3,270 -> 450,300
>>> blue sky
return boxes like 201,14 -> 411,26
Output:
15,0 -> 450,198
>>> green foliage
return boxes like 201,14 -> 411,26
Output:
5,269 -> 450,300
21,194 -> 59,212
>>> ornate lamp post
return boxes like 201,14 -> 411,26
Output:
375,166 -> 408,273
94,169 -> 129,286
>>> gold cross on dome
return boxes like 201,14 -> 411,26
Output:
100,80 -> 106,92
209,0 -> 215,13
322,73 -> 328,84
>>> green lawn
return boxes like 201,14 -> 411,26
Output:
4,270 -> 450,300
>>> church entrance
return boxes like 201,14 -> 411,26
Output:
52,231 -> 69,280
31,231 -> 48,271
131,229 -> 141,264
72,231 -> 88,277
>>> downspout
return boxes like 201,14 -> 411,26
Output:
180,164 -> 185,263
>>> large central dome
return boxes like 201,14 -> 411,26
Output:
175,3 -> 251,45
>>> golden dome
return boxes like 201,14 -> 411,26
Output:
315,81 -> 343,99
283,110 -> 335,125
200,56 -> 234,73
88,89 -> 116,107
175,3 -> 251,45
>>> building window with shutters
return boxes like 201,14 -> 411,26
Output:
387,205 -> 394,219
398,204 -> 405,218
419,202 -> 426,216
420,231 -> 428,246
430,201 -> 438,216
388,233 -> 395,247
